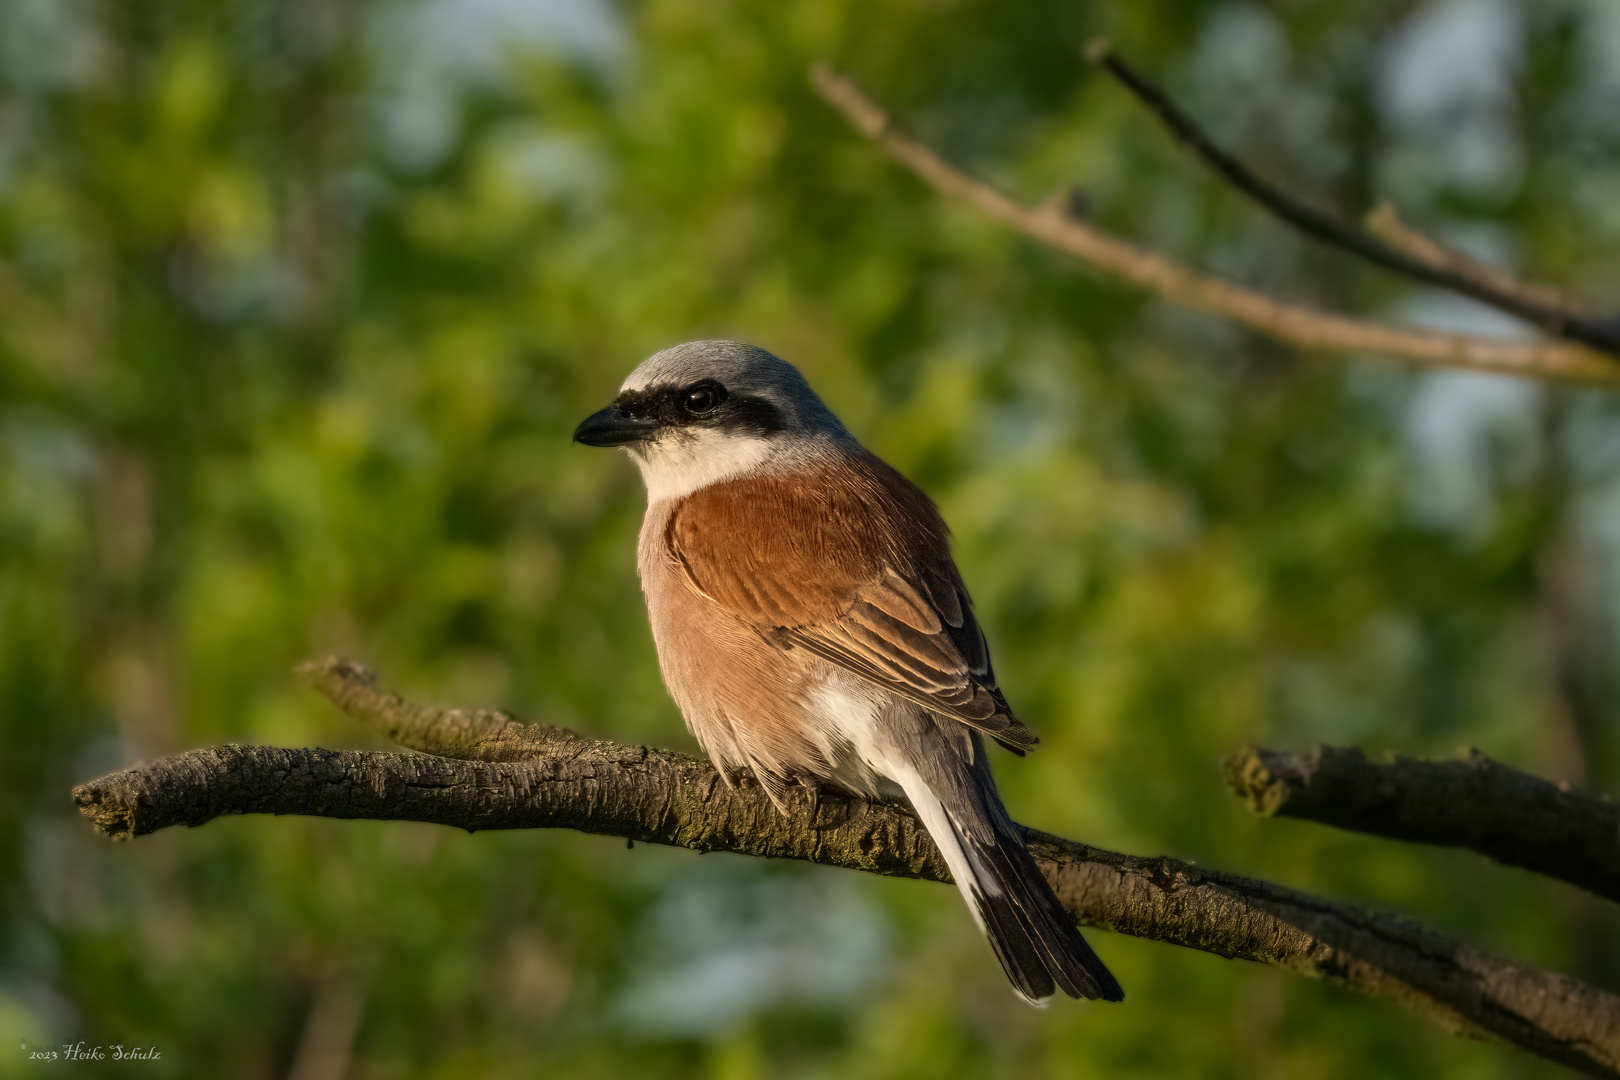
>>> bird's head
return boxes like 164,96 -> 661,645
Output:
573,341 -> 851,501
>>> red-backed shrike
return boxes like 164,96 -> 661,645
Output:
575,340 -> 1122,1005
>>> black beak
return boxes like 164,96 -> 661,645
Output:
573,403 -> 661,447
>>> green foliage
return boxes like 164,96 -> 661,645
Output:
2,0 -> 1618,1076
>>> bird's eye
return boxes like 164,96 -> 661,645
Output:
682,383 -> 724,414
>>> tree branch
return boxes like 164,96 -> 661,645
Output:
1363,203 -> 1594,323
1226,745 -> 1620,905
1082,41 -> 1620,356
70,658 -> 1620,1076
807,66 -> 1619,385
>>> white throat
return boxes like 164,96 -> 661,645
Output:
628,428 -> 778,503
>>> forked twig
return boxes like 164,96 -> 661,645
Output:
808,66 -> 1618,384
1363,202 -> 1593,320
1083,40 -> 1620,356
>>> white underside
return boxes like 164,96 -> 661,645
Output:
806,675 -> 1002,934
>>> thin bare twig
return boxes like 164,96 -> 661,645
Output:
69,658 -> 1620,1076
1084,40 -> 1620,357
1226,745 -> 1620,904
1363,203 -> 1594,321
808,66 -> 1618,384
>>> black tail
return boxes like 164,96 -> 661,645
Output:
893,722 -> 1124,1005
952,814 -> 1124,1003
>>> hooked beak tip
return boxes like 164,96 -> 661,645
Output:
573,403 -> 660,447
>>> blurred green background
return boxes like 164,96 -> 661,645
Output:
3,0 -> 1619,1076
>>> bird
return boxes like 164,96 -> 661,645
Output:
573,340 -> 1123,1005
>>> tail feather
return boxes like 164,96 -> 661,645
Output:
894,756 -> 1124,1005
959,824 -> 1124,1003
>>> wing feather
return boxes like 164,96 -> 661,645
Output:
863,569 -> 944,634
667,456 -> 1035,753
921,566 -> 965,628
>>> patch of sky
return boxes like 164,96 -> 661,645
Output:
0,0 -> 97,193
1197,2 -> 1291,87
0,0 -> 98,93
366,0 -> 627,172
1557,0 -> 1620,183
1567,0 -> 1620,100
1399,317 -> 1541,543
487,122 -> 611,206
1376,0 -> 1525,201
1396,285 -> 1546,539
615,856 -> 889,1037
1190,3 -> 1340,178
1402,367 -> 1540,538
1190,0 -> 1292,144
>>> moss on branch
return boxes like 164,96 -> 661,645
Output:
70,658 -> 1620,1077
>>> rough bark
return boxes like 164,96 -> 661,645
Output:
70,658 -> 1620,1074
1226,745 -> 1620,905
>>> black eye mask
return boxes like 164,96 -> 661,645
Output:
614,380 -> 785,439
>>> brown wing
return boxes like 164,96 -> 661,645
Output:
666,453 -> 1035,754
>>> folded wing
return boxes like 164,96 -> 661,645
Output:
665,454 -> 1036,754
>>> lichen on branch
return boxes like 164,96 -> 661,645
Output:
1226,744 -> 1620,905
70,658 -> 1620,1077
